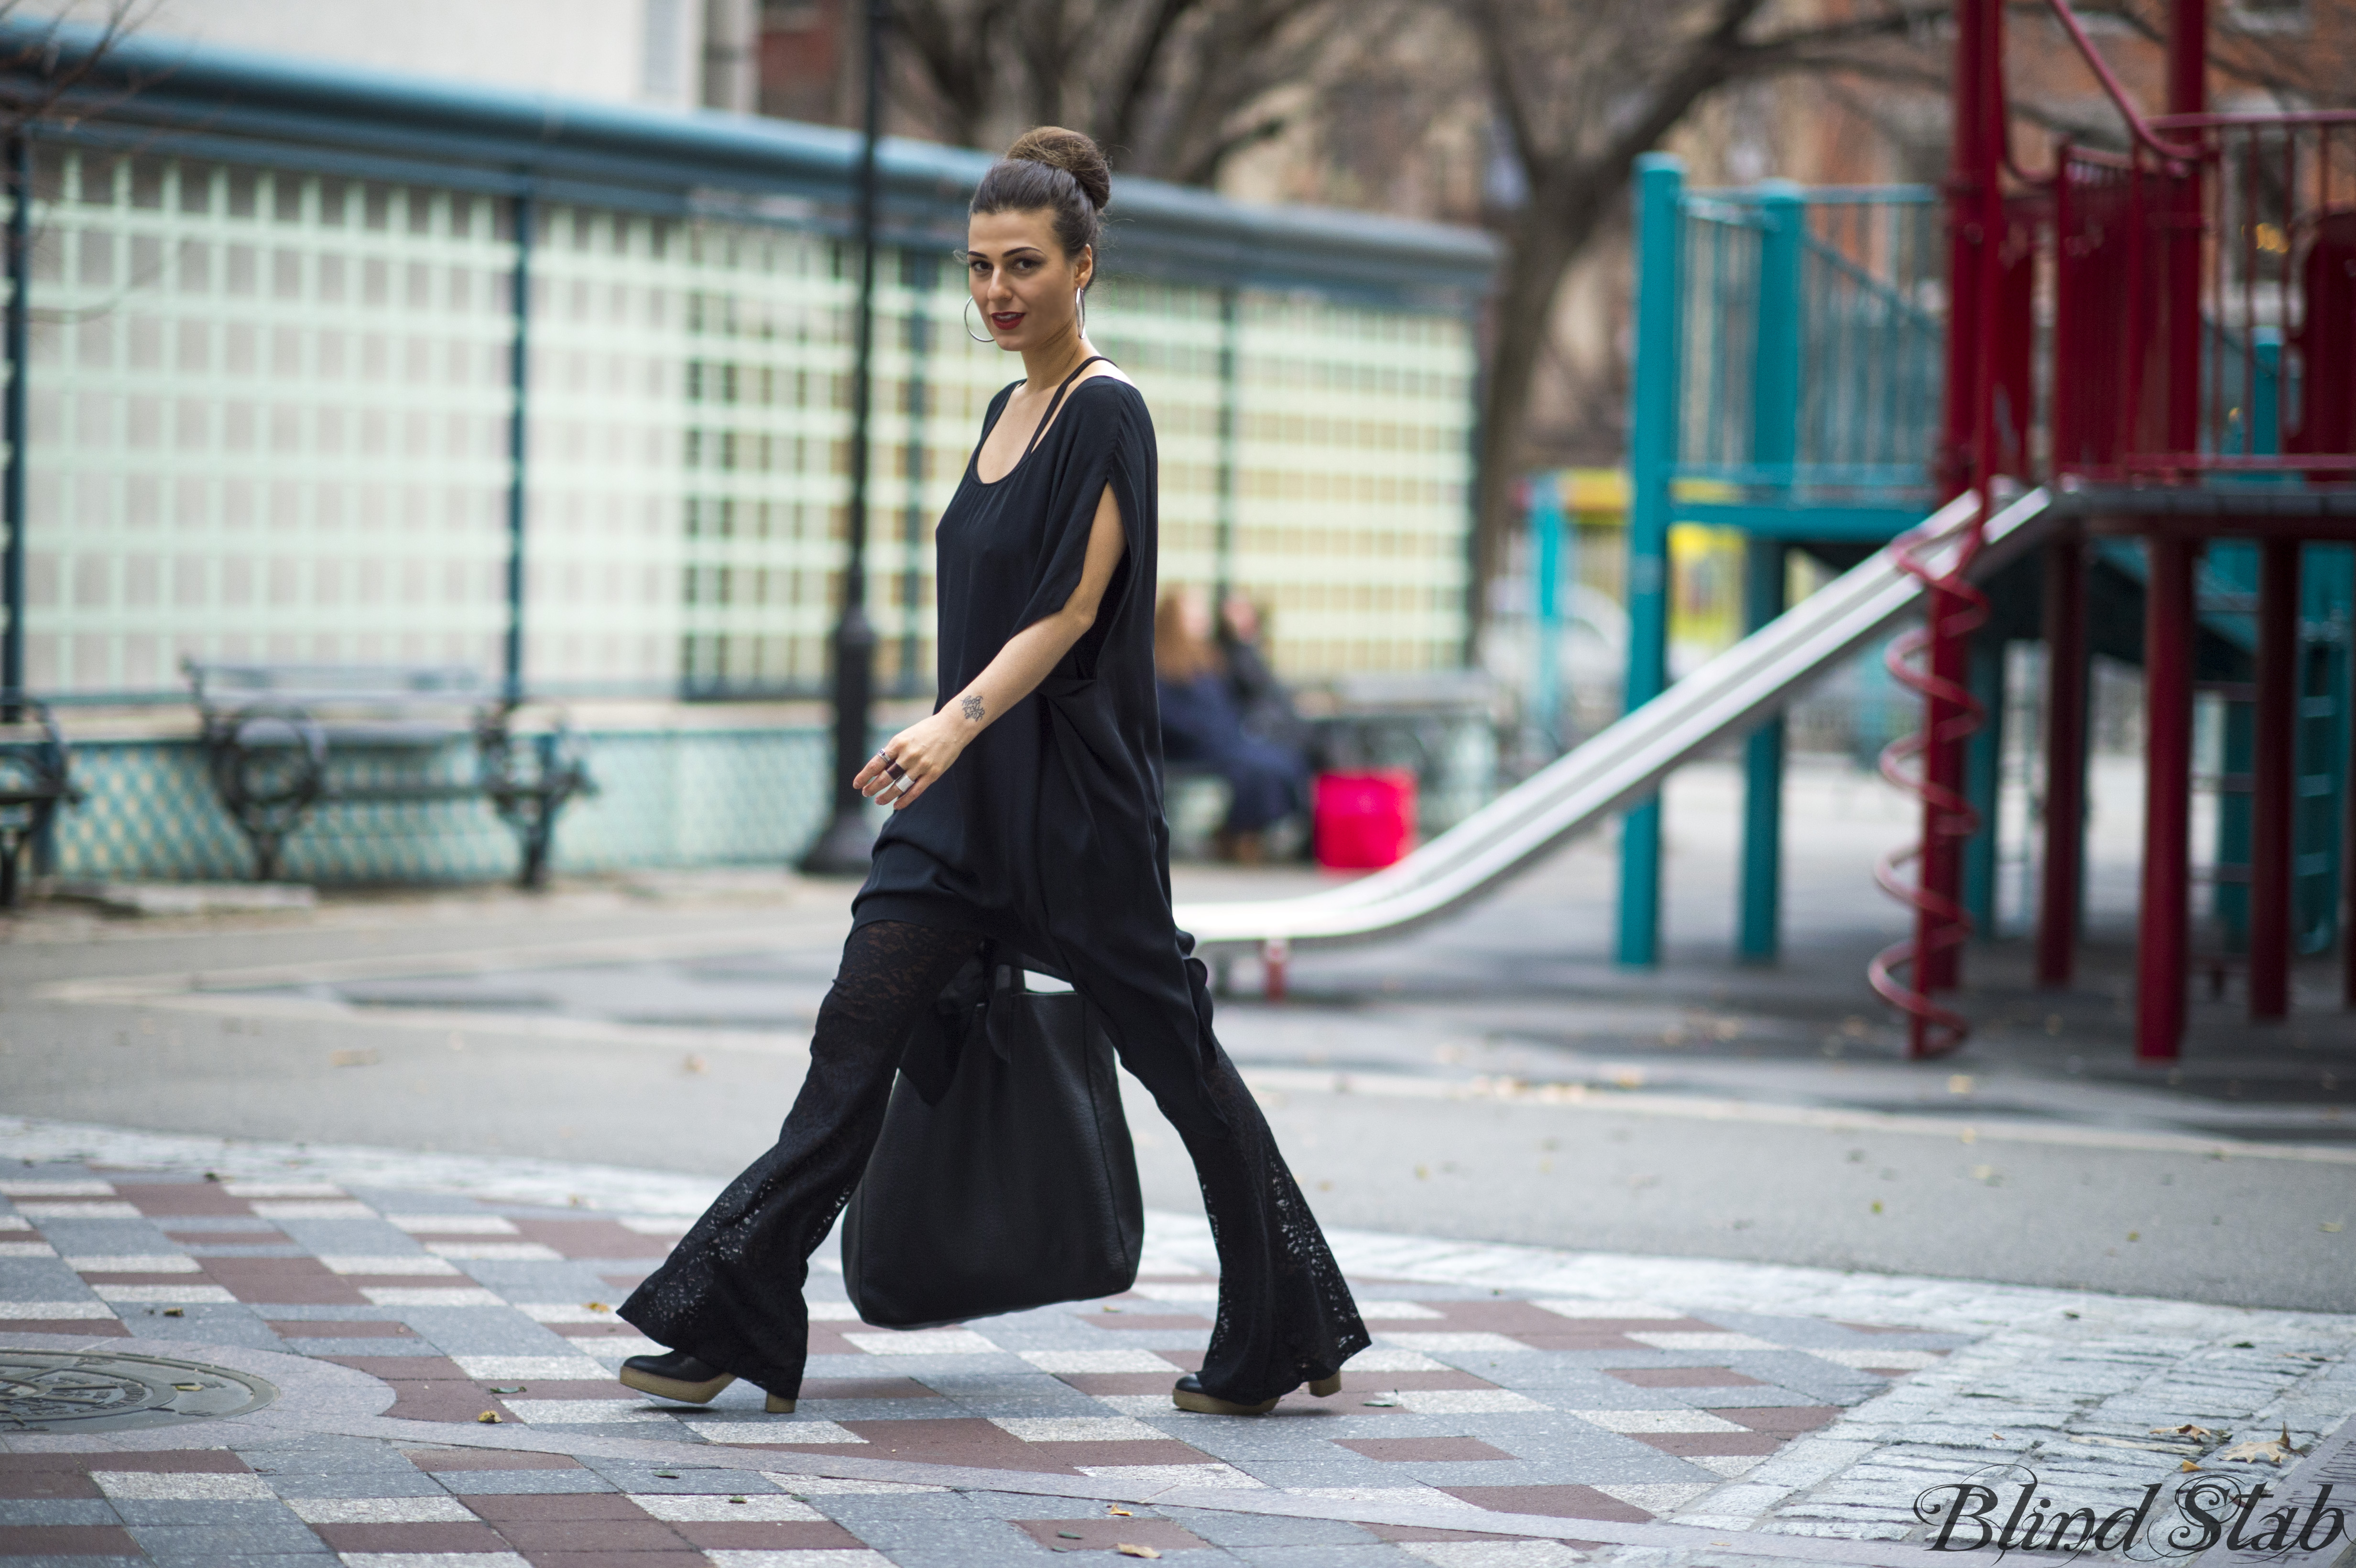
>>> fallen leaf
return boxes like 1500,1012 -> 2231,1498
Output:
2149,1424 -> 2221,1442
486,1385 -> 525,1394
1871,1201 -> 1883,1214
654,1472 -> 679,1480
2215,1426 -> 2305,1466
1107,1506 -> 1132,1516
683,1054 -> 709,1075
2181,1460 -> 2202,1472
476,1411 -> 502,1424
584,1302 -> 612,1313
1116,1548 -> 1161,1560
728,1496 -> 746,1504
162,1307 -> 185,1318
2323,1222 -> 2344,1233
172,1383 -> 203,1392
1058,1531 -> 1083,1540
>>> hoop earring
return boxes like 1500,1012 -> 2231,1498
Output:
962,298 -> 994,345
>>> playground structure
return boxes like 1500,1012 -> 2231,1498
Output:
1182,0 -> 2356,1063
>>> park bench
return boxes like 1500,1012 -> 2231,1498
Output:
185,662 -> 594,889
1163,670 -> 1507,861
0,695 -> 78,908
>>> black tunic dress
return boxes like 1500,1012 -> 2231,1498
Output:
857,371 -> 1172,960
624,365 -> 1367,1408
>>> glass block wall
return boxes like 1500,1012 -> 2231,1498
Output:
20,152 -> 519,693
10,144 -> 1478,705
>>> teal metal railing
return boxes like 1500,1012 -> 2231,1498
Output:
1668,179 -> 1942,534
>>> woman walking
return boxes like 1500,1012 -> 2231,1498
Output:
617,127 -> 1367,1418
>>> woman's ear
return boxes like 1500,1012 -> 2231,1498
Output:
1075,244 -> 1094,293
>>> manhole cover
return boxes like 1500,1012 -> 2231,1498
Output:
0,1350 -> 277,1433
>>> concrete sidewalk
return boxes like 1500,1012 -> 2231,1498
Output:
0,1120 -> 2350,1568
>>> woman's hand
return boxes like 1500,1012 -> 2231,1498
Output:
855,711 -> 971,811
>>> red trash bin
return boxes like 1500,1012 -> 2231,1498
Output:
1313,769 -> 1418,869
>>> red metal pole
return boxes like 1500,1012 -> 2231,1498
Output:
2164,0 -> 2205,456
1937,0 -> 2005,502
2167,0 -> 2207,120
1924,0 -> 2007,997
2037,532 -> 2088,987
1921,584 -> 1974,997
2249,539 -> 2299,1019
2138,535 -> 2197,1061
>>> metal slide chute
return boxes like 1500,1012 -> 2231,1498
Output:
1175,488 -> 2058,952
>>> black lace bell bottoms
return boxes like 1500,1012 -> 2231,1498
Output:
621,370 -> 1368,1406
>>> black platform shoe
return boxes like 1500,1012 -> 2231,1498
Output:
619,1350 -> 795,1413
1170,1372 -> 1343,1416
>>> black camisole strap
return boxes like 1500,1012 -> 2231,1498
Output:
1018,355 -> 1112,465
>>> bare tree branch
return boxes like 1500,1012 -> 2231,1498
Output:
0,0 -> 161,142
884,0 -> 1408,185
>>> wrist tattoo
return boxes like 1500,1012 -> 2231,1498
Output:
960,694 -> 985,723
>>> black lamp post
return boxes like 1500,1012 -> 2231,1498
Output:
799,0 -> 889,875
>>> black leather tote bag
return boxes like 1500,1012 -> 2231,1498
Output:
841,953 -> 1145,1329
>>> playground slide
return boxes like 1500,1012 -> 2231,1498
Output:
1175,486 -> 2059,950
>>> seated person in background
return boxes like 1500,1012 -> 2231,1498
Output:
1156,586 -> 1307,865
1218,591 -> 1314,761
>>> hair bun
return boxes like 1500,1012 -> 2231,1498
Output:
1005,126 -> 1111,213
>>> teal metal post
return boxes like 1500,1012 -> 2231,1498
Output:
2300,544 -> 2351,954
1962,636 -> 2006,938
1531,474 -> 1565,754
1617,154 -> 1683,967
2,136 -> 27,723
502,190 -> 532,704
2216,335 -> 2281,944
2251,327 -> 2280,456
1215,286 -> 1239,601
1738,181 -> 1803,964
1739,540 -> 1786,962
898,250 -> 934,695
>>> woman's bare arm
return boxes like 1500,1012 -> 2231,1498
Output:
856,483 -> 1126,809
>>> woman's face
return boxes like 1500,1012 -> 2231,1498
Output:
964,208 -> 1092,350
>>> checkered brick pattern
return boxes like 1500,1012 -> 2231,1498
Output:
0,1165 -> 1971,1565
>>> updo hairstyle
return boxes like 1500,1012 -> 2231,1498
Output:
971,126 -> 1111,280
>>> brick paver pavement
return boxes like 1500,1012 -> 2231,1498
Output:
0,1122 -> 2350,1566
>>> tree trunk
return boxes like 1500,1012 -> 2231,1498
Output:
1466,192 -> 1593,658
